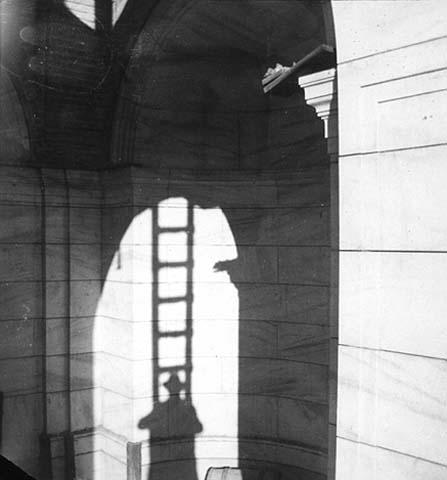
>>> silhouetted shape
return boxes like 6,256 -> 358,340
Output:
139,373 -> 203,480
0,455 -> 36,480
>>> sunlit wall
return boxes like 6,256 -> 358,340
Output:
95,186 -> 239,479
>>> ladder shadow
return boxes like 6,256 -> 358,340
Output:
138,199 -> 203,480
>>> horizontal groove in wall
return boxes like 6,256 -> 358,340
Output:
98,386 -> 329,405
338,435 -> 447,470
340,249 -> 447,254
338,34 -> 447,65
339,142 -> 447,158
339,343 -> 447,363
362,65 -> 447,88
378,87 -> 447,104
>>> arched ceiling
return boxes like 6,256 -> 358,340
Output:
114,0 -> 330,169
0,0 -> 333,169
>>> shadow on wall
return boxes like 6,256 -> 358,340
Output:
0,0 -> 151,168
89,0 -> 332,477
140,196 -> 203,480
0,1 -> 332,479
138,373 -> 203,480
99,152 -> 330,479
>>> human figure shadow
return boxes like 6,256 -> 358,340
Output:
138,373 -> 203,480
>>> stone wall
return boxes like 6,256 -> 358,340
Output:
0,160 -> 331,480
98,164 -> 331,480
0,165 -> 102,478
333,1 -> 447,478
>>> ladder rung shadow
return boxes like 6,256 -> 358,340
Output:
157,296 -> 189,303
155,226 -> 194,233
158,330 -> 190,337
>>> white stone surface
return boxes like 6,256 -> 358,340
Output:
338,345 -> 447,467
340,146 -> 447,251
340,251 -> 447,359
333,1 -> 447,63
337,437 -> 447,480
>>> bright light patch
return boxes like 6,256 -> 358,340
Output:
63,0 -> 128,30
158,336 -> 187,368
158,266 -> 188,298
64,0 -> 96,29
94,199 -> 239,479
158,232 -> 188,262
158,197 -> 189,227
159,301 -> 187,332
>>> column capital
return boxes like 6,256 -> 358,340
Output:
299,68 -> 338,153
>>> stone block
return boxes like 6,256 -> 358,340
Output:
46,355 -> 68,392
333,1 -> 447,62
239,358 -> 327,403
45,244 -> 68,281
96,280 -> 137,323
71,387 -> 101,431
100,352 -> 150,397
238,319 -> 277,358
340,251 -> 447,359
45,206 -> 68,244
69,206 -> 101,244
70,280 -> 101,318
193,393 -> 238,439
46,390 -> 69,434
192,318 -> 240,358
168,177 -> 277,209
336,437 -> 447,480
0,280 -> 42,321
0,357 -> 41,395
70,244 -> 101,281
340,147 -> 447,251
277,323 -> 329,365
0,203 -> 41,243
71,352 -> 96,390
0,166 -> 41,204
102,206 -> 136,246
278,247 -> 330,286
379,90 -> 447,152
1,393 -> 42,475
239,393 -> 278,439
338,346 -> 447,466
277,397 -> 328,449
66,170 -> 101,207
276,167 -> 330,208
101,452 -> 127,480
45,280 -> 68,320
238,283 -> 284,321
0,318 -> 42,358
70,316 -> 95,354
271,207 -> 329,246
0,244 -> 41,282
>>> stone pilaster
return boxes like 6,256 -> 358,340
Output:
299,68 -> 338,480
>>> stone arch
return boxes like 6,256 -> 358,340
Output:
101,2 -> 337,479
0,69 -> 31,164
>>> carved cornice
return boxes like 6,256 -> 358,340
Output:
299,68 -> 338,154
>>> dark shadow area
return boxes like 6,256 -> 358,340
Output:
0,455 -> 37,480
138,374 -> 202,480
0,0 -> 132,168
0,1 -> 335,479
114,2 -> 332,479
